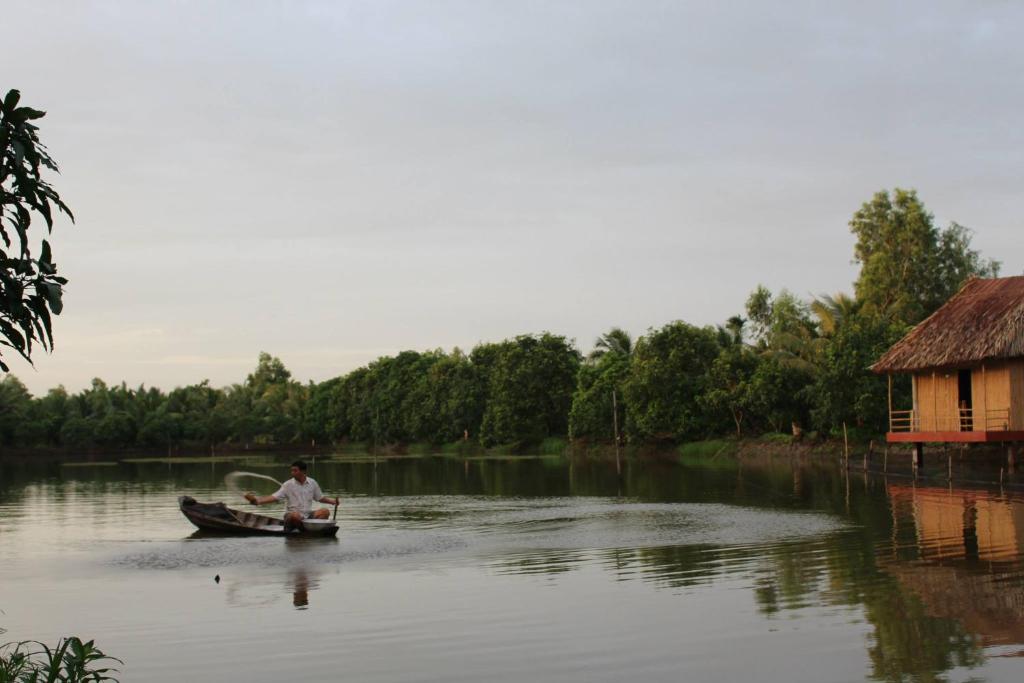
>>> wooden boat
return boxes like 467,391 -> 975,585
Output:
178,496 -> 339,537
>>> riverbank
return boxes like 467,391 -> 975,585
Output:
3,432 -> 1005,466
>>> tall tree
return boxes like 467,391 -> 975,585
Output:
0,374 -> 32,445
745,286 -> 821,374
807,309 -> 910,434
810,292 -> 859,337
569,352 -> 630,441
623,321 -> 721,442
587,327 -> 633,362
479,334 -> 581,447
0,89 -> 73,372
850,189 -> 999,324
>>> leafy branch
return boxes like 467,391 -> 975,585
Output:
0,88 -> 73,372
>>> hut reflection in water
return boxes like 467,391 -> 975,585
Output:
886,484 -> 1024,651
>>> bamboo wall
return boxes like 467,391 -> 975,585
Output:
969,360 -> 1024,431
911,359 -> 1024,432
913,372 -> 960,431
1012,362 -> 1024,430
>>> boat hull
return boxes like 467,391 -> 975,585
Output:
178,496 -> 339,537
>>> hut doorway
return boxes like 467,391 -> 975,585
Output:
958,369 -> 973,431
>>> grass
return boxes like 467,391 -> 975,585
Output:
332,441 -> 371,454
537,437 -> 568,456
0,637 -> 121,682
483,442 -> 517,456
758,432 -> 793,444
438,441 -> 483,458
119,456 -> 255,464
677,439 -> 736,459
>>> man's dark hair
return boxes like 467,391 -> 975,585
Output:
291,460 -> 308,472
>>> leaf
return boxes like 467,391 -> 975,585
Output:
43,283 -> 63,315
16,106 -> 46,120
3,89 -> 21,110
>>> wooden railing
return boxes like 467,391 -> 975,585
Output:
889,408 -> 1012,433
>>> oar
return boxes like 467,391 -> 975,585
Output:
333,497 -> 339,521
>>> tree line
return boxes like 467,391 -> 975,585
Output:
0,188 -> 1001,453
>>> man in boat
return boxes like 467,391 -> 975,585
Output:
244,460 -> 340,528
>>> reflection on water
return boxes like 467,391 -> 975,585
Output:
290,568 -> 315,609
885,485 -> 1024,657
2,455 -> 1024,681
888,485 -> 1024,563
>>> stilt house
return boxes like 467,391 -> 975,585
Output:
872,275 -> 1024,445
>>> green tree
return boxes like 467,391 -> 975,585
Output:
218,383 -> 259,446
851,188 -> 999,325
0,374 -> 32,445
303,378 -> 339,444
27,384 -> 70,446
569,353 -> 630,441
623,321 -> 721,442
810,292 -> 859,337
572,327 -> 634,442
703,344 -> 759,437
744,355 -> 812,434
479,334 -> 580,447
334,367 -> 372,442
0,89 -> 73,372
246,352 -> 292,396
242,353 -> 307,443
587,327 -> 633,363
410,349 -> 485,444
807,309 -> 909,434
746,286 -> 820,372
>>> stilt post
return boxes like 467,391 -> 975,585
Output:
887,374 -> 893,433
912,443 -> 924,473
612,389 -> 621,477
843,422 -> 849,469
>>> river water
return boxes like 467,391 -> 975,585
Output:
2,452 -> 1023,682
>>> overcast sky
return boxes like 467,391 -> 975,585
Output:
4,1 -> 1022,395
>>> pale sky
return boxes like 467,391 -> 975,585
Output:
4,1 -> 1022,395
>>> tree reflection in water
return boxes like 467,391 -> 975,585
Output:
5,454 -> 1024,681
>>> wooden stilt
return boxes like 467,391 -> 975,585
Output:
612,389 -> 621,477
913,443 -> 924,473
843,422 -> 849,469
887,374 -> 893,433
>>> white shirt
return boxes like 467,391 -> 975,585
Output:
271,477 -> 324,515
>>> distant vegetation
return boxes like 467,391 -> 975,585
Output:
0,189 -> 1000,454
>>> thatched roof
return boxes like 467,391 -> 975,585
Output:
872,276 -> 1024,373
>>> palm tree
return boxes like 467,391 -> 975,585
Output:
716,315 -> 747,347
810,292 -> 859,336
588,327 -> 633,362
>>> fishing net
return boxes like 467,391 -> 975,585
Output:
224,471 -> 283,501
